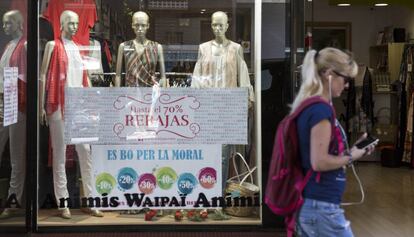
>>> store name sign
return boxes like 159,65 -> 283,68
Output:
64,87 -> 248,145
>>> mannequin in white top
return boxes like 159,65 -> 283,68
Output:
191,11 -> 254,105
39,10 -> 103,219
191,11 -> 254,195
0,10 -> 26,219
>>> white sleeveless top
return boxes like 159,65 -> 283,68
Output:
63,38 -> 84,87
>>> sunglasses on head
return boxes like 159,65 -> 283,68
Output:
333,70 -> 353,84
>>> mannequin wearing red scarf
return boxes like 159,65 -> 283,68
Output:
39,10 -> 103,219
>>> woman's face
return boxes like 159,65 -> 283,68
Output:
328,69 -> 352,97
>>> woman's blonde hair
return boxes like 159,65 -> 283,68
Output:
290,47 -> 358,113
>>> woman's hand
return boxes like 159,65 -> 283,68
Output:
350,133 -> 378,160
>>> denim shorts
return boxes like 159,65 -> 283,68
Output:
296,198 -> 354,237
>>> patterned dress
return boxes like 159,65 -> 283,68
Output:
123,40 -> 159,87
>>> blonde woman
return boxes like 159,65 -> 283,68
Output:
293,48 -> 377,236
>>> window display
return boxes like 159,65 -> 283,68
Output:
0,9 -> 26,219
37,0 -> 260,227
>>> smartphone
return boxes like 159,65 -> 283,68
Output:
355,136 -> 379,149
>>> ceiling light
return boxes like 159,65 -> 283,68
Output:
337,3 -> 351,6
375,3 -> 388,6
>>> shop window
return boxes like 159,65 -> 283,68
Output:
37,0 -> 261,227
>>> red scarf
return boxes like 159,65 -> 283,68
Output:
9,37 -> 27,113
45,38 -> 88,116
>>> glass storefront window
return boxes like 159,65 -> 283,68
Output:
0,0 -> 28,228
37,0 -> 261,227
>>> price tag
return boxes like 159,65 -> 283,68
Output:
3,67 -> 18,126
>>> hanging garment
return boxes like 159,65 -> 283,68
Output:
345,79 -> 356,139
43,0 -> 98,46
360,66 -> 375,129
397,45 -> 414,167
401,46 -> 413,164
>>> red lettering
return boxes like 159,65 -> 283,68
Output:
181,115 -> 189,126
125,115 -> 133,126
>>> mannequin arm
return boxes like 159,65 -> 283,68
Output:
39,41 -> 55,125
157,44 -> 167,87
190,46 -> 202,88
236,45 -> 254,106
115,43 -> 124,87
237,44 -> 245,61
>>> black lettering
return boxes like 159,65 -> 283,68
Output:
59,197 -> 72,208
101,193 -> 109,207
226,193 -> 232,207
110,197 -> 119,207
81,197 -> 102,208
124,193 -> 145,207
5,194 -> 20,208
41,194 -> 57,208
142,197 -> 154,207
211,196 -> 225,208
193,193 -> 210,208
161,197 -> 169,206
169,197 -> 180,207
180,194 -> 187,207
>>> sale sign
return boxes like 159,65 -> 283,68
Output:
64,87 -> 248,145
88,144 -> 222,210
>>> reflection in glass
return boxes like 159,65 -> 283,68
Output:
0,7 -> 26,225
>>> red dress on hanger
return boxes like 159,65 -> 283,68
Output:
43,0 -> 98,46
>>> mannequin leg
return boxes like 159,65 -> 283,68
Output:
48,111 -> 69,208
75,144 -> 93,198
76,144 -> 103,217
8,113 -> 26,205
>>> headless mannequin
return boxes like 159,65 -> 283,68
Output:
115,11 -> 166,87
0,10 -> 26,219
39,10 -> 103,219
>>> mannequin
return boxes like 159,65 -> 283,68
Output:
191,11 -> 254,104
115,11 -> 166,87
0,10 -> 27,219
39,10 -> 103,219
191,13 -> 255,211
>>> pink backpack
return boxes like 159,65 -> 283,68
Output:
264,96 -> 336,237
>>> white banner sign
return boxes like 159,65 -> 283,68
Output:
3,67 -> 18,126
89,144 -> 221,210
65,87 -> 248,145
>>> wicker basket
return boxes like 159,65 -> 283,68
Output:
224,153 -> 259,217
